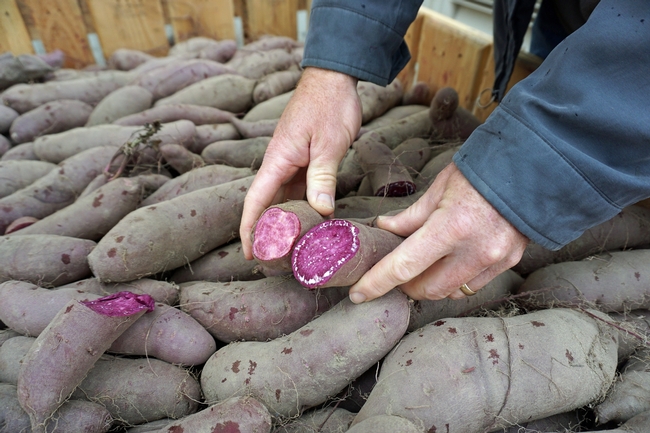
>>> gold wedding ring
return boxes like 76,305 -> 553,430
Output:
459,283 -> 477,296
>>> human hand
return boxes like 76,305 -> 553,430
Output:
348,162 -> 529,303
240,67 -> 362,259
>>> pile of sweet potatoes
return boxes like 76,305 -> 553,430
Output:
1,34 -> 649,433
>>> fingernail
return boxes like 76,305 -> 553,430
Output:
316,193 -> 334,211
349,292 -> 367,304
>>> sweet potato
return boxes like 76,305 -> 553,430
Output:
192,123 -> 241,153
347,415 -> 423,433
17,292 -> 154,431
230,117 -> 278,138
593,410 -> 650,433
179,276 -> 348,342
1,71 -> 133,113
353,308 -> 618,432
9,99 -> 93,144
152,396 -> 272,433
0,145 -> 115,233
201,136 -> 271,168
594,347 -> 650,424
402,81 -> 435,106
200,289 -> 410,418
0,134 -> 9,158
0,329 -> 21,345
391,137 -> 433,177
251,200 -> 327,272
333,193 -> 421,219
159,143 -> 205,174
357,79 -> 404,124
0,105 -> 19,133
514,205 -> 650,275
0,235 -> 95,286
429,86 -> 481,140
336,149 -> 365,197
171,240 -> 263,283
86,85 -> 154,126
88,175 -> 254,282
0,140 -> 37,161
353,137 -> 416,197
243,90 -> 293,122
413,143 -> 462,190
516,249 -> 650,312
0,160 -> 57,198
108,302 -> 217,366
360,104 -> 429,132
114,103 -> 236,126
70,355 -> 201,425
227,48 -> 298,80
61,277 -> 179,305
140,164 -> 253,206
33,120 -> 196,163
235,35 -> 302,54
355,109 -> 432,151
13,176 -> 154,240
107,48 -> 155,70
273,408 -> 355,433
154,74 -> 256,113
253,69 -> 302,104
0,336 -> 34,385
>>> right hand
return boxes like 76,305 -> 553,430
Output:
240,67 -> 363,259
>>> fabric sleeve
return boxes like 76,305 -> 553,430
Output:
453,0 -> 650,250
301,0 -> 423,85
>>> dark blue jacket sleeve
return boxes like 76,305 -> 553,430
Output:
453,0 -> 650,250
302,0 -> 423,85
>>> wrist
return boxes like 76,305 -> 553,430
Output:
300,67 -> 359,90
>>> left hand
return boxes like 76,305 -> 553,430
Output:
348,162 -> 529,303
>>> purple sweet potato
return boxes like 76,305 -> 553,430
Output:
355,109 -> 432,150
353,308 -> 618,432
0,329 -> 21,346
336,149 -> 365,197
292,219 -> 403,289
230,117 -> 278,138
0,140 -> 37,161
0,145 -> 116,233
353,137 -> 416,197
516,249 -> 650,312
33,119 -> 196,163
1,71 -> 133,113
348,415 -> 422,433
9,99 -> 93,144
107,48 -> 155,70
179,276 -> 348,342
0,134 -> 10,157
86,85 -> 154,126
357,79 -> 404,124
251,200 -> 327,272
192,123 -> 241,153
14,176 -> 153,240
0,336 -> 34,385
243,90 -> 293,121
109,302 -> 217,366
274,407 -> 355,433
114,103 -> 236,126
0,105 -> 19,133
413,143 -> 462,190
227,48 -> 299,80
154,74 -> 257,113
197,40 -> 238,63
60,277 -> 179,305
140,164 -> 253,206
71,355 -> 201,425
0,235 -> 95,286
333,193 -> 421,219
168,37 -> 224,57
235,35 -> 302,54
429,86 -> 481,140
392,137 -> 433,177
402,81 -> 435,106
153,396 -> 272,433
514,205 -> 650,275
360,104 -> 429,132
253,69 -> 302,104
0,160 -> 57,198
201,136 -> 271,169
88,175 -> 254,282
160,143 -> 205,174
17,292 -> 154,431
171,240 -> 263,283
200,289 -> 409,418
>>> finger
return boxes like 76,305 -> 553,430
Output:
305,148 -> 345,216
348,216 -> 455,303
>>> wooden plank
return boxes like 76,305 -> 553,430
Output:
167,0 -> 235,42
413,8 -> 491,110
86,0 -> 169,58
0,0 -> 34,55
472,48 -> 542,122
245,0 -> 298,40
396,11 -> 424,92
19,0 -> 95,69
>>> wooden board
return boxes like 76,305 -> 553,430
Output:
0,0 -> 33,55
20,0 -> 94,69
86,0 -> 169,58
245,0 -> 298,40
472,48 -> 542,121
396,12 -> 424,92
413,8 -> 491,110
166,0 -> 235,42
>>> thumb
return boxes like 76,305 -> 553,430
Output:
305,153 -> 339,216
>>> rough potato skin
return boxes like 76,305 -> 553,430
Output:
200,289 -> 410,419
353,308 -> 618,433
9,99 -> 93,144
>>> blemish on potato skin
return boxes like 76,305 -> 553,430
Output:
231,360 -> 240,373
92,194 -> 104,207
405,359 -> 412,366
281,347 -> 292,354
1,205 -> 13,213
484,334 -> 494,342
115,236 -> 124,243
566,349 -> 574,362
519,344 -> 525,349
65,304 -> 73,313
167,426 -> 184,433
218,251 -> 229,258
488,349 -> 500,365
461,367 -> 475,373
212,420 -> 240,433
229,307 -> 238,320
178,213 -> 184,219
61,254 -> 71,264
433,320 -> 445,326
275,389 -> 281,401
107,248 -> 117,258
300,329 -> 314,337
448,327 -> 457,334
531,321 -> 545,327
635,272 -> 641,281
191,209 -> 197,217
248,360 -> 257,375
